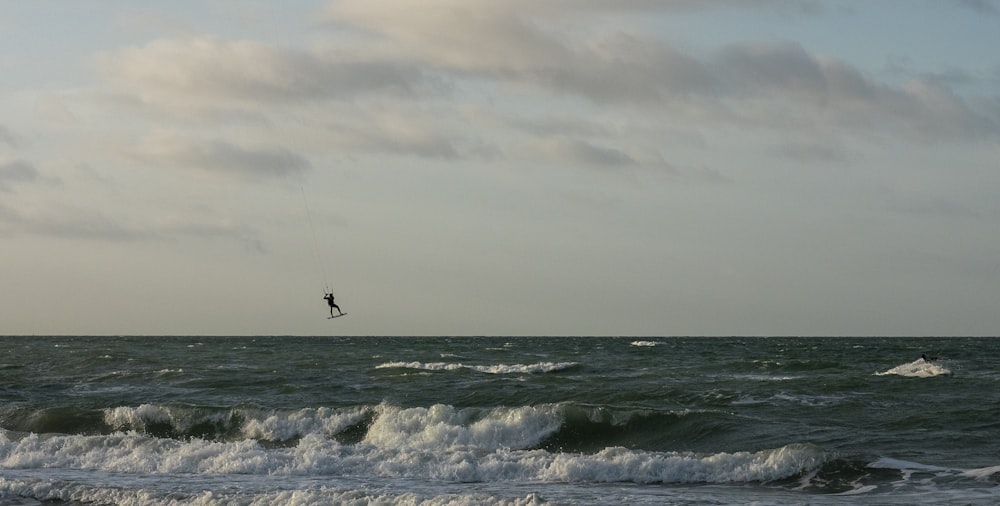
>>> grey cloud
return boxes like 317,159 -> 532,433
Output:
894,80 -> 998,140
886,194 -> 984,221
0,203 -> 20,230
328,126 -> 461,160
0,125 -> 20,148
34,212 -> 147,241
134,134 -> 310,180
549,34 -> 714,103
0,200 -> 263,248
708,43 -> 998,141
954,0 -> 999,15
0,160 -> 40,192
521,138 -> 638,168
503,113 -> 618,138
325,1 -> 997,143
193,141 -> 311,178
0,203 -> 146,242
717,43 -> 831,97
772,139 -> 853,164
164,223 -> 266,253
91,0 -> 999,176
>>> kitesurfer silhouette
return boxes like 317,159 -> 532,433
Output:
323,292 -> 344,317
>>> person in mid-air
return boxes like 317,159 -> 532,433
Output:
323,292 -> 344,317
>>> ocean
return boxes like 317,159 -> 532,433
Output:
0,336 -> 997,505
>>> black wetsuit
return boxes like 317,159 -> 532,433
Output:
324,293 -> 343,316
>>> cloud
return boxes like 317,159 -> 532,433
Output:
86,0 -> 999,181
954,0 -> 999,15
0,125 -> 20,148
322,0 -> 999,143
519,138 -> 638,168
889,196 -> 983,221
131,133 -> 310,180
705,43 -> 997,141
96,36 -> 432,105
325,0 -> 574,75
0,198 -> 264,248
34,94 -> 78,124
0,201 -> 146,241
0,159 -> 40,192
325,0 -> 713,103
772,139 -> 853,164
325,113 -> 465,159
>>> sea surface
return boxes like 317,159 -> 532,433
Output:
0,336 -> 997,505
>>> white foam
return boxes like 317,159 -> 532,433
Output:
104,404 -> 174,431
962,465 -> 1000,481
0,477 -> 545,506
731,374 -> 803,382
103,405 -> 237,437
630,341 -> 660,347
868,457 -> 954,472
530,444 -> 827,484
1,426 -> 826,487
375,361 -> 577,374
2,400 -> 830,490
242,406 -> 372,442
874,359 -> 951,378
362,404 -> 563,452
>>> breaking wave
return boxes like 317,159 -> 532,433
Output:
630,341 -> 661,347
0,401 -> 826,485
3,401 -> 996,502
375,361 -> 579,374
874,358 -> 952,378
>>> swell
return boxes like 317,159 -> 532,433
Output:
535,404 -> 742,453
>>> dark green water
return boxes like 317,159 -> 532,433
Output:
1,336 -> 998,504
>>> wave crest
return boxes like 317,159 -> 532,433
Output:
375,361 -> 578,374
0,429 -> 826,485
875,359 -> 951,378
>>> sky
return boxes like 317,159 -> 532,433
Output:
2,0 -> 999,336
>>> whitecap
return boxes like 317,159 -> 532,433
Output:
0,427 -> 827,487
242,406 -> 372,442
375,361 -> 577,374
874,359 -> 951,377
362,403 -> 563,452
630,341 -> 660,347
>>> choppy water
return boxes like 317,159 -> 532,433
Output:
0,336 -> 998,505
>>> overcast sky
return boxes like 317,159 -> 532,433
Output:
2,1 -> 999,336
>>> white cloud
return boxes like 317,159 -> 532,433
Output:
78,0 -> 998,190
324,112 -> 466,159
319,0 -> 999,145
34,94 -> 77,124
96,36 -> 431,106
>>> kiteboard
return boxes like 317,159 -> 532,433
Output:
328,313 -> 348,319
